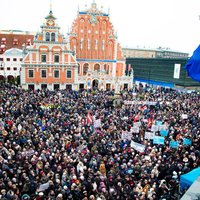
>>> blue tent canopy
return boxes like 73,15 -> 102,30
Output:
180,167 -> 200,191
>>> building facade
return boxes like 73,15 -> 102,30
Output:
0,30 -> 34,54
21,9 -> 78,90
123,47 -> 189,59
68,2 -> 132,92
0,48 -> 23,82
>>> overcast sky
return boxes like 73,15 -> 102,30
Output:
0,0 -> 200,55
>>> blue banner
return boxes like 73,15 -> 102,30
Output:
183,138 -> 192,146
160,130 -> 168,137
153,136 -> 165,145
170,141 -> 178,149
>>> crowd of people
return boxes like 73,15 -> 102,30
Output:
0,83 -> 199,200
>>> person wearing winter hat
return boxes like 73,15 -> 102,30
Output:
56,193 -> 63,200
21,194 -> 30,200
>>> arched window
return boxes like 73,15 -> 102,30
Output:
94,64 -> 100,71
46,32 -> 50,41
108,41 -> 114,59
104,64 -> 109,74
78,63 -> 80,74
51,33 -> 55,42
83,63 -> 89,75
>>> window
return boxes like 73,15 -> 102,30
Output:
20,58 -> 23,61
28,70 -> 34,78
54,54 -> 59,63
7,58 -> 10,61
28,84 -> 35,90
46,32 -> 50,41
0,67 -> 3,70
0,58 -> 3,61
41,70 -> 47,78
13,58 -> 17,61
66,70 -> 72,78
54,70 -> 59,78
54,84 -> 60,90
41,84 -> 47,89
7,67 -> 10,70
26,39 -> 31,46
13,38 -> 18,45
94,64 -> 100,71
51,33 -> 55,42
41,54 -> 46,63
78,64 -> 80,74
83,63 -> 89,75
13,67 -> 17,71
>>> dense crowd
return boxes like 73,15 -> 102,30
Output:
0,83 -> 199,200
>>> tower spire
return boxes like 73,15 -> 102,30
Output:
50,0 -> 52,13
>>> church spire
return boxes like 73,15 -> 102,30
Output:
45,0 -> 56,20
50,0 -> 53,14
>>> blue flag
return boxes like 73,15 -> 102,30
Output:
185,45 -> 200,82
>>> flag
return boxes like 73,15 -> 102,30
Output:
139,105 -> 147,112
133,113 -> 140,122
185,45 -> 200,82
86,112 -> 93,124
147,118 -> 153,128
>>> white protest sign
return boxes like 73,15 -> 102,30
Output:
131,141 -> 145,152
38,182 -> 50,192
133,122 -> 141,127
122,131 -> 132,141
145,132 -> 155,140
94,119 -> 101,128
151,125 -> 159,132
181,114 -> 188,119
131,126 -> 140,133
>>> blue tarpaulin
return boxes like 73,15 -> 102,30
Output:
180,167 -> 200,191
185,45 -> 200,82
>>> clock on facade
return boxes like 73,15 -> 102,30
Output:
90,14 -> 97,24
47,19 -> 55,26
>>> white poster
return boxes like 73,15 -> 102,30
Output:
121,131 -> 132,141
145,132 -> 155,140
94,119 -> 101,128
131,141 -> 145,152
151,125 -> 159,132
173,64 -> 181,79
131,126 -> 140,133
181,114 -> 188,119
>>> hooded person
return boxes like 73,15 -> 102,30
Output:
99,161 -> 106,176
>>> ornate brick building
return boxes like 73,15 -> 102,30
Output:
0,30 -> 34,54
68,2 -> 132,91
21,9 -> 78,90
